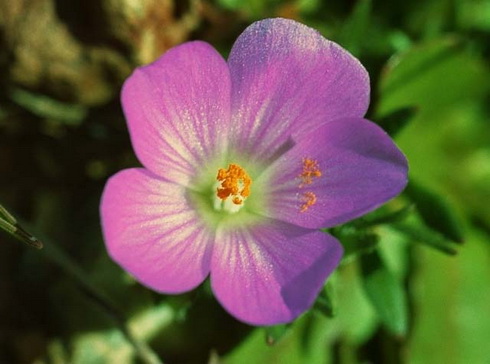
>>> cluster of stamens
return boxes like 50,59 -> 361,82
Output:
298,158 -> 322,212
216,164 -> 252,206
213,159 -> 320,214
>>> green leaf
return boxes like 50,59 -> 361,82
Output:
313,284 -> 335,318
216,0 -> 242,10
297,0 -> 322,14
376,106 -> 418,136
409,228 -> 490,363
351,204 -> 414,229
216,0 -> 280,17
378,37 -> 489,116
393,222 -> 458,255
225,316 -> 332,364
328,226 -> 379,257
9,87 -> 87,125
405,180 -> 464,243
339,0 -> 372,56
380,38 -> 462,103
360,250 -> 408,336
458,0 -> 490,31
265,324 -> 290,346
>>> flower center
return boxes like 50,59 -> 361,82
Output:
214,163 -> 252,213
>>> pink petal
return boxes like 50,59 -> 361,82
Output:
100,168 -> 213,293
122,41 -> 231,186
261,117 -> 408,229
228,18 -> 370,161
210,220 -> 342,325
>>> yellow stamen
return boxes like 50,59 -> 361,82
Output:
216,164 -> 252,205
299,158 -> 322,187
300,191 -> 317,213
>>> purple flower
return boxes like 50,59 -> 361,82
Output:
100,18 -> 408,326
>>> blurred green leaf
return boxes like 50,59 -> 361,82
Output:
405,180 -> 464,243
381,37 -> 462,100
9,87 -> 87,125
351,204 -> 414,229
265,324 -> 290,346
339,0 -> 372,56
313,284 -> 334,318
384,35 -> 490,224
298,0 -> 322,14
217,0 -> 280,17
378,37 -> 489,115
376,106 -> 418,136
70,330 -> 131,364
393,222 -> 458,255
224,314 -> 334,364
409,228 -> 490,363
457,0 -> 490,31
360,250 -> 408,336
334,264 -> 378,345
329,226 -> 379,257
408,0 -> 457,39
217,0 -> 242,10
388,31 -> 413,53
128,302 -> 175,345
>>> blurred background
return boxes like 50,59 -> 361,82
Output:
0,0 -> 489,363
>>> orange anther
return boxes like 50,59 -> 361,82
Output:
300,191 -> 317,212
216,164 -> 252,205
299,158 -> 322,187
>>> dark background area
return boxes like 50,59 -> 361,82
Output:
1,0 -> 489,363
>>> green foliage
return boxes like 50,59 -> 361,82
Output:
405,180 -> 464,243
313,284 -> 335,318
9,88 -> 87,125
376,107 -> 418,137
264,324 -> 291,345
378,37 -> 489,115
360,250 -> 408,336
1,0 -> 490,363
339,0 -> 372,56
216,0 -> 282,18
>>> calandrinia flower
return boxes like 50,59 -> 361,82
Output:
100,18 -> 408,325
